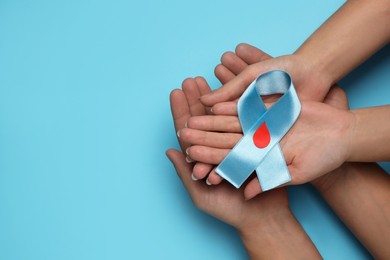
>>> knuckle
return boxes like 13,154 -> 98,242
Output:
199,131 -> 208,144
180,128 -> 192,141
186,117 -> 195,128
244,64 -> 256,75
211,117 -> 218,130
210,149 -> 222,163
190,146 -> 202,159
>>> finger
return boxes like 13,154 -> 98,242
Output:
262,94 -> 282,105
235,43 -> 272,64
185,77 -> 216,177
192,162 -> 213,180
180,128 -> 242,149
187,115 -> 241,132
166,149 -> 207,195
206,168 -> 224,185
244,177 -> 263,200
323,85 -> 349,110
214,64 -> 236,84
200,44 -> 274,106
170,89 -> 191,151
200,64 -> 263,106
195,76 -> 212,96
194,76 -> 213,115
220,51 -> 248,75
286,165 -> 307,186
211,101 -> 238,116
182,78 -> 207,116
186,145 -> 230,165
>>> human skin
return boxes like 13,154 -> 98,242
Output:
166,85 -> 321,259
312,163 -> 390,259
182,97 -> 390,185
173,45 -> 390,258
185,0 -> 390,184
180,44 -> 390,191
199,0 -> 390,105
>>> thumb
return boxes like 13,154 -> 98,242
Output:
244,177 -> 263,200
323,85 -> 349,110
200,65 -> 262,106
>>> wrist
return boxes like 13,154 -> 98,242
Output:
345,110 -> 358,162
311,163 -> 352,195
238,208 -> 294,257
237,207 -> 293,238
238,208 -> 321,259
290,52 -> 333,101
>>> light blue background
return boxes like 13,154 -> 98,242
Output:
0,0 -> 389,259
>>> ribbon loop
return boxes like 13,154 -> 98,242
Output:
215,70 -> 301,191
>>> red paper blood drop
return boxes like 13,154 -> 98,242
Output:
253,122 -> 271,148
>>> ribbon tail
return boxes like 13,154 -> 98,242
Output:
255,144 -> 291,191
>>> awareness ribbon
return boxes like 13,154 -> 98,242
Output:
215,70 -> 301,191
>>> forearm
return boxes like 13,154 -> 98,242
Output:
312,163 -> 390,259
238,209 -> 321,259
348,105 -> 390,162
295,0 -> 390,90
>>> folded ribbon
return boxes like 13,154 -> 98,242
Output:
215,70 -> 301,191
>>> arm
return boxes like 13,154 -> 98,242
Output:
295,0 -> 390,88
182,100 -> 390,188
348,106 -> 390,162
239,209 -> 321,260
312,163 -> 390,259
200,0 -> 390,104
167,149 -> 321,260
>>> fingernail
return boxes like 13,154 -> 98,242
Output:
210,107 -> 213,113
184,122 -> 188,128
191,173 -> 198,181
185,156 -> 194,163
177,130 -> 181,137
185,148 -> 190,155
206,178 -> 212,185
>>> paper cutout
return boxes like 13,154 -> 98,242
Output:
253,122 -> 271,148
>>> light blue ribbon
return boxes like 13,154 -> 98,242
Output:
215,70 -> 301,191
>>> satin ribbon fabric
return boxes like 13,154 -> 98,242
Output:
215,70 -> 301,191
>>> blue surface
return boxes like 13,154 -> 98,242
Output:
0,0 -> 388,259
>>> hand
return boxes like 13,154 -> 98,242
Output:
167,47 -> 321,259
200,43 -> 332,107
182,87 -> 354,195
167,78 -> 289,230
167,78 -> 321,259
167,74 -> 321,259
179,44 -> 352,198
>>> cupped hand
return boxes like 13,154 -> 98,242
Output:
181,86 -> 353,197
167,78 -> 290,231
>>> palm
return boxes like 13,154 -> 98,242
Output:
199,177 -> 288,228
167,149 -> 288,229
282,101 -> 352,184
